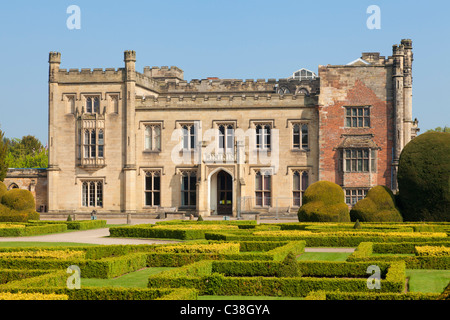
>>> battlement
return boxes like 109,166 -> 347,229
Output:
155,77 -> 319,95
124,50 -> 136,62
392,44 -> 405,56
56,68 -> 125,83
49,52 -> 61,64
143,66 -> 184,81
135,92 -> 318,110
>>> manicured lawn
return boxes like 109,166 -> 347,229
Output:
296,252 -> 351,262
406,269 -> 450,293
82,267 -> 174,288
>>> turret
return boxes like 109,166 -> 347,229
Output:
48,52 -> 61,83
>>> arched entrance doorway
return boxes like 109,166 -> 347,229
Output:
216,171 -> 233,215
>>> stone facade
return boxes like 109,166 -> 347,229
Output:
3,169 -> 48,212
39,39 -> 418,217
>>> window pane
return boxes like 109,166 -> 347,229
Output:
182,191 -> 188,206
190,176 -> 196,191
293,192 -> 300,206
154,126 -> 161,150
190,191 -> 196,206
264,175 -> 270,190
346,108 -> 351,116
352,108 -> 357,116
146,192 -> 152,206
154,175 -> 160,191
293,172 -> 300,190
346,159 -> 351,171
264,192 -> 271,206
358,118 -> 363,127
302,172 -> 309,191
86,98 -> 92,113
94,98 -> 99,113
82,182 -> 88,207
145,127 -> 152,150
98,145 -> 104,158
364,108 -> 370,116
89,182 -> 95,206
97,182 -> 103,207
364,118 -> 370,127
182,175 -> 189,191
293,134 -> 300,147
154,192 -> 160,206
98,130 -> 104,145
255,192 -> 262,206
255,174 -> 262,191
358,108 -> 363,116
146,176 -> 152,191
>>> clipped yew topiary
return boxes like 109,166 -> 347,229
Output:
298,181 -> 350,222
398,132 -> 450,221
278,252 -> 302,277
350,186 -> 403,222
0,188 -> 39,222
1,189 -> 35,211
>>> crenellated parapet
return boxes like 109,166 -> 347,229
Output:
55,68 -> 125,83
154,77 -> 319,95
135,92 -> 318,110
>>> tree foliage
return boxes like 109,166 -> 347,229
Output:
4,135 -> 48,169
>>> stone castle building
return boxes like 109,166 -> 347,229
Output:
7,39 -> 419,218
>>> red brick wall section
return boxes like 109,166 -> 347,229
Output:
318,66 -> 394,189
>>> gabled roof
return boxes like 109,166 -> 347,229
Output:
346,58 -> 371,66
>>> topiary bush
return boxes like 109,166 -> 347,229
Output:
297,181 -> 350,222
0,188 -> 39,222
1,189 -> 35,211
278,252 -> 302,277
350,186 -> 403,222
397,132 -> 450,221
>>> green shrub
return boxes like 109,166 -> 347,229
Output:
350,186 -> 403,222
278,253 -> 302,277
1,189 -> 35,211
398,132 -> 450,221
298,181 -> 350,222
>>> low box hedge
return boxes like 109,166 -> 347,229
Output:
305,290 -> 441,300
147,260 -> 405,297
206,231 -> 448,247
0,223 -> 67,237
348,242 -> 450,269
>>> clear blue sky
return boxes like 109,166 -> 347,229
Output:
0,0 -> 449,144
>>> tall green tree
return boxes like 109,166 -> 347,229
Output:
0,130 -> 7,181
426,126 -> 450,133
4,135 -> 48,169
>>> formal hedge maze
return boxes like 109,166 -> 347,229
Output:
0,220 -> 448,300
